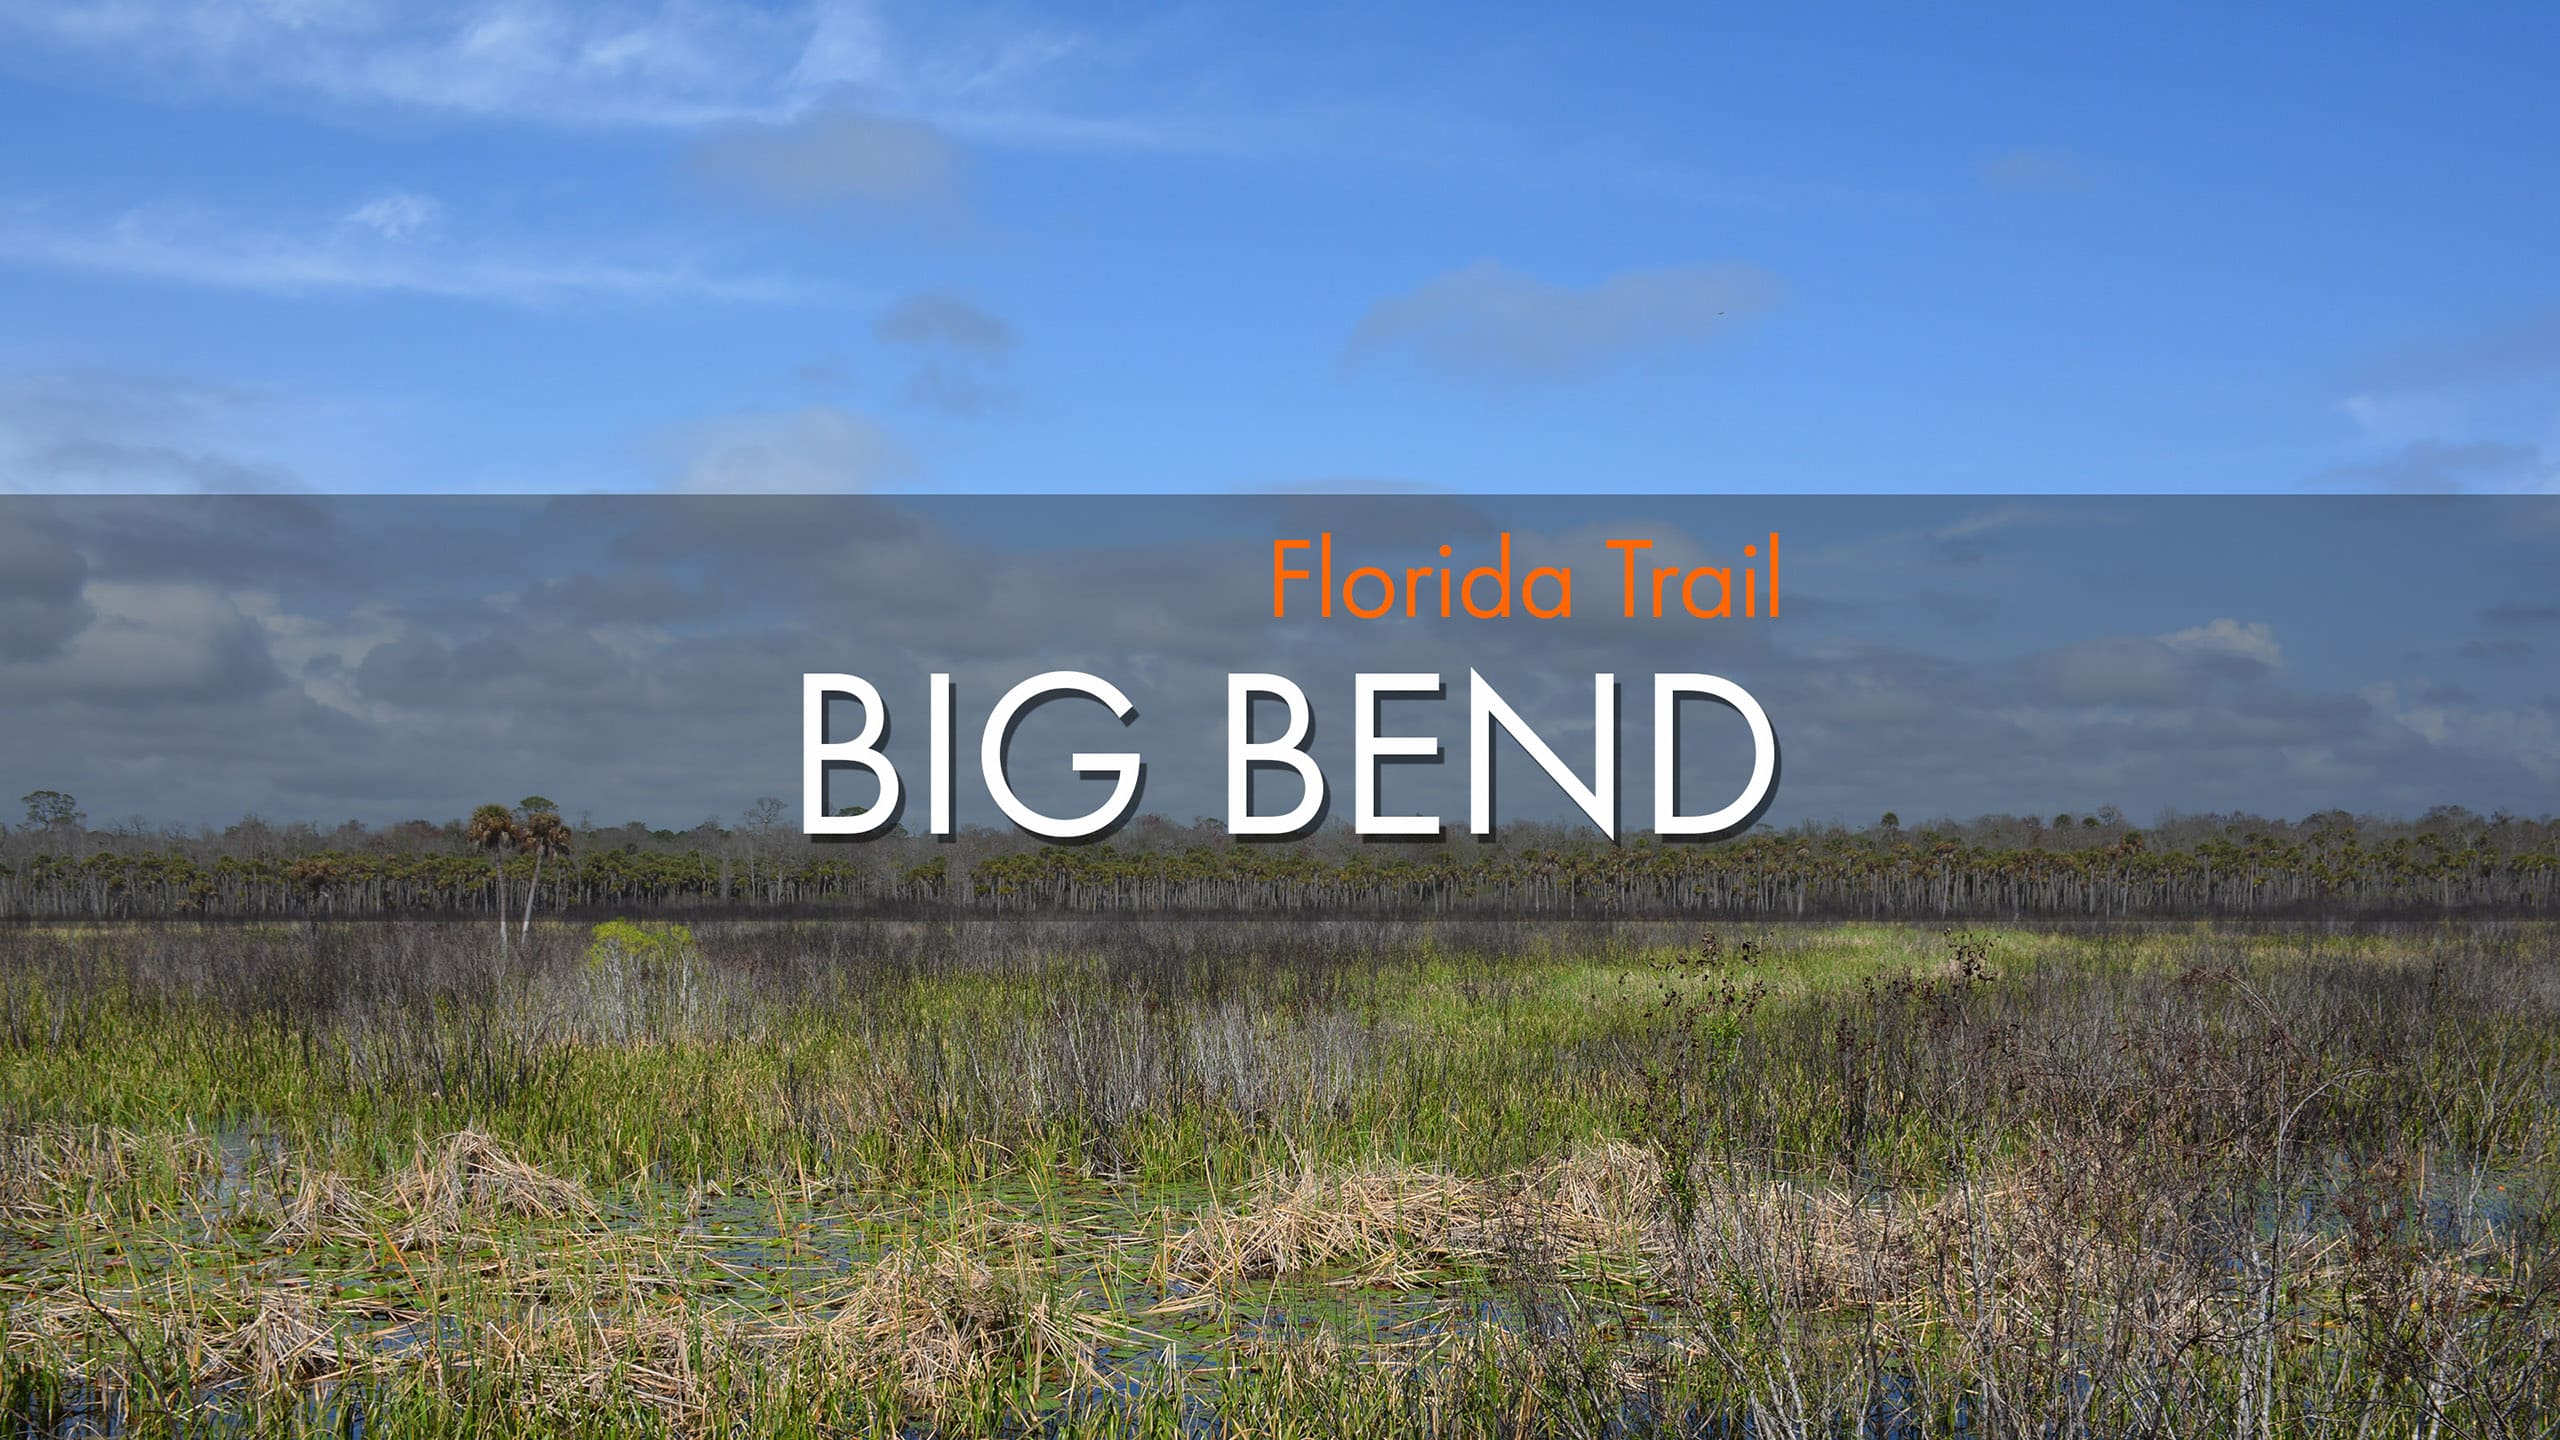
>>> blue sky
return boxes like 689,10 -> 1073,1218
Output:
2,2 -> 2557,496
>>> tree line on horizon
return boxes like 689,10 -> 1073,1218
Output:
5,789 -> 2557,922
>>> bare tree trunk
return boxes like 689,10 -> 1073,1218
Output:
521,851 -> 544,939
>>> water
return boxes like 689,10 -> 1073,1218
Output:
4,1139 -> 2543,1439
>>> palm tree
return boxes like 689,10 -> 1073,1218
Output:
286,855 -> 343,924
518,809 -> 573,939
466,803 -> 519,952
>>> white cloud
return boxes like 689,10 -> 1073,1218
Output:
7,580 -> 280,701
232,589 -> 408,722
0,0 -> 1159,148
0,198 -> 812,304
343,191 -> 442,241
5,0 -> 814,127
2366,680 -> 2560,782
2325,313 -> 2560,494
2160,618 -> 2282,668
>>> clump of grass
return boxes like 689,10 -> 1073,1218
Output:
818,1238 -> 1112,1412
1170,1160 -> 1483,1287
389,1129 -> 595,1246
1169,1144 -> 1662,1292
0,1124 -> 217,1225
1665,1163 -> 2225,1326
194,1289 -> 348,1391
265,1164 -> 375,1249
12,1276 -> 359,1406
1526,1138 -> 1662,1245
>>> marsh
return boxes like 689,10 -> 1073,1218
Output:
1,919 -> 2553,1436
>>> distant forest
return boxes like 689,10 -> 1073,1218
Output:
6,789 -> 2557,921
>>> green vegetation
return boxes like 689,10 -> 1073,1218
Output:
6,802 -> 2558,920
2,919 -> 2555,1435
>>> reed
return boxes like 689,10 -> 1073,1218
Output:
1,918 -> 2554,1435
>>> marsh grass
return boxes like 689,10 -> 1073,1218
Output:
2,918 -> 2556,1435
388,1128 -> 598,1246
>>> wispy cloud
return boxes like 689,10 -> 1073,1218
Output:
2162,618 -> 2282,669
2321,311 -> 2560,496
343,192 -> 443,242
0,198 -> 814,304
5,0 -> 824,128
0,0 -> 1178,150
0,368 -> 305,494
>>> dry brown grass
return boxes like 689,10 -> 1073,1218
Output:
1672,1170 -> 2215,1320
9,1278 -> 363,1398
1523,1139 -> 1660,1248
7,1134 -> 2542,1433
1169,1160 -> 1481,1288
1165,1144 -> 1661,1292
192,1288 -> 351,1390
8,1232 -> 1119,1427
266,1165 -> 375,1249
1163,1142 -> 2532,1376
816,1236 -> 1116,1408
1663,1157 -> 2531,1373
388,1129 -> 596,1246
0,1125 -> 219,1226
